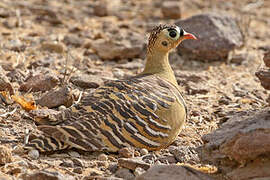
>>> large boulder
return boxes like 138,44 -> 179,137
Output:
176,13 -> 244,61
90,31 -> 145,60
201,109 -> 270,180
136,165 -> 214,180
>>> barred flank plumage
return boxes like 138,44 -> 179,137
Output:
25,24 -> 196,152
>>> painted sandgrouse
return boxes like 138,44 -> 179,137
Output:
26,24 -> 197,152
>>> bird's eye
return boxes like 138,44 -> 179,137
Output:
169,31 -> 177,38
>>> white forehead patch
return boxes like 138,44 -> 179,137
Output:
175,26 -> 180,34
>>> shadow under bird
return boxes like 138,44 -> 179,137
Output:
26,24 -> 197,152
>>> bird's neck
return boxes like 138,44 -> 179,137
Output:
141,50 -> 178,86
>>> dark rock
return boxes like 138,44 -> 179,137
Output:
255,69 -> 270,90
118,157 -> 150,171
263,50 -> 270,68
176,13 -> 244,61
18,170 -> 75,180
115,168 -> 134,180
161,1 -> 181,19
93,3 -> 108,17
36,86 -> 74,108
108,162 -> 118,173
0,71 -> 14,95
19,74 -> 59,92
136,165 -> 214,180
72,158 -> 83,167
70,74 -> 103,89
202,109 -> 270,178
63,34 -> 84,47
73,167 -> 83,174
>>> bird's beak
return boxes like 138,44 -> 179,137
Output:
183,31 -> 197,40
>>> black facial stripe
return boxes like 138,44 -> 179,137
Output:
180,28 -> 184,36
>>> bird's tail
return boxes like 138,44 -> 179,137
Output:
24,135 -> 70,152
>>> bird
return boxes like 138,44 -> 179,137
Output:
25,24 -> 197,152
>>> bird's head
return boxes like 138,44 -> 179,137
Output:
147,24 -> 197,54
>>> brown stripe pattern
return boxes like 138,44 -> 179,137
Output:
25,74 -> 186,152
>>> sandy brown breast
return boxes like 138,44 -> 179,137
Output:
26,74 -> 187,152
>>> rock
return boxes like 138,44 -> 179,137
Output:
60,159 -> 74,168
40,42 -> 65,54
29,108 -> 62,125
5,39 -> 26,52
263,50 -> 270,68
0,145 -> 12,165
36,86 -> 74,108
0,72 -> 14,95
134,167 -> 146,177
71,158 -> 83,167
115,61 -> 144,70
169,146 -> 199,164
136,165 -> 214,180
19,170 -> 75,180
227,159 -> 270,180
118,157 -> 151,171
175,71 -> 209,95
139,148 -> 148,156
202,109 -> 270,178
90,32 -> 144,60
142,154 -> 156,164
156,154 -> 177,164
161,1 -> 181,19
63,34 -> 84,47
19,74 -> 59,92
176,13 -> 244,61
98,153 -> 108,161
70,74 -> 103,89
0,173 -> 12,180
229,52 -> 248,64
255,69 -> 270,90
108,162 -> 118,173
73,167 -> 83,174
83,176 -> 122,180
115,168 -> 135,180
93,3 -> 108,17
28,149 -> 39,160
68,151 -> 80,158
119,147 -> 134,158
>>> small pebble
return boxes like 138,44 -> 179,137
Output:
134,167 -> 146,177
73,167 -> 83,174
28,149 -> 39,160
58,105 -> 66,111
140,148 -> 148,156
68,151 -> 80,158
119,147 -> 134,158
98,153 -> 108,161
